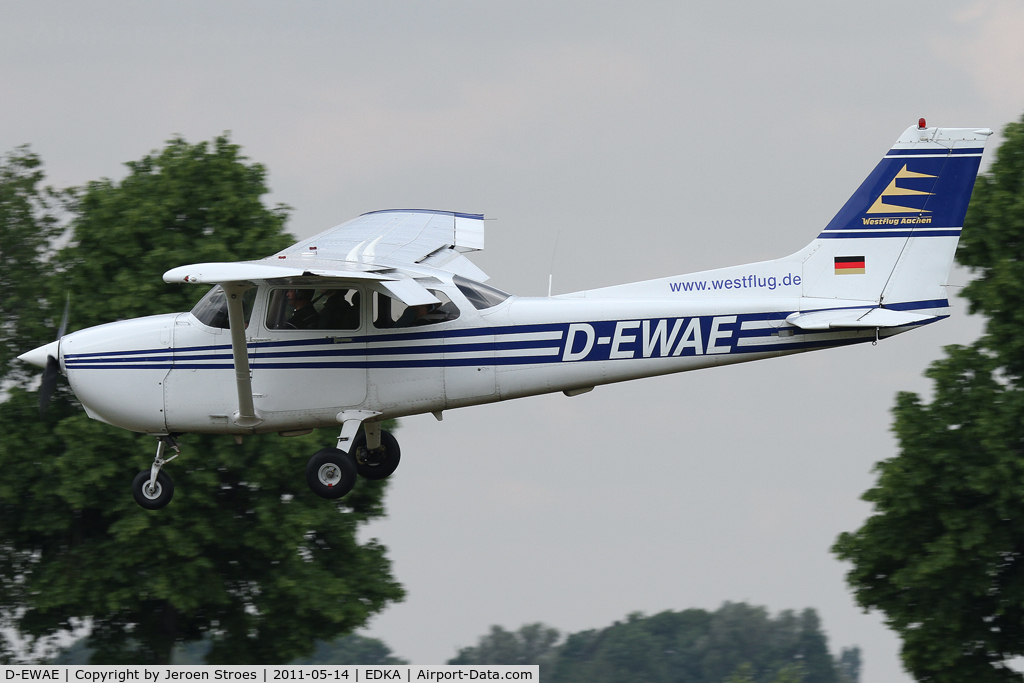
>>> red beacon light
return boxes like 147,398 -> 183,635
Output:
918,118 -> 927,129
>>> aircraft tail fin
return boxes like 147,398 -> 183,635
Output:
796,123 -> 992,310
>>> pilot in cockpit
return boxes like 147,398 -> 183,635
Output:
285,289 -> 319,329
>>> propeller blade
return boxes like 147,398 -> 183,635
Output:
39,355 -> 59,417
38,294 -> 71,417
57,294 -> 70,340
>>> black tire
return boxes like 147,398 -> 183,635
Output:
305,448 -> 358,499
352,429 -> 401,480
132,470 -> 174,510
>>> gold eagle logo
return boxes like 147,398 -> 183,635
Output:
866,165 -> 937,214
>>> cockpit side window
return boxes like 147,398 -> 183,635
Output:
265,288 -> 362,331
191,285 -> 256,329
453,275 -> 510,310
373,290 -> 460,329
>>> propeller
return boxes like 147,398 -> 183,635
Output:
38,296 -> 70,418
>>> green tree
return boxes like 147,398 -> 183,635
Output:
725,663 -> 757,683
51,633 -> 407,665
835,648 -> 860,683
726,659 -> 810,682
833,115 -> 1024,681
451,604 -> 853,683
0,146 -> 61,387
0,137 -> 403,664
290,634 -> 408,665
449,622 -> 561,678
771,664 -> 806,683
449,623 -> 561,666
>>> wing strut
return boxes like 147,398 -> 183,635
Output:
223,283 -> 263,428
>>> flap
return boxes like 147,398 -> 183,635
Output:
787,307 -> 936,330
380,279 -> 442,306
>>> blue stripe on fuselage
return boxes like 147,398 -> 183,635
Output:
63,302 -> 947,370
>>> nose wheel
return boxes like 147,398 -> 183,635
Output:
132,436 -> 179,510
132,470 -> 174,509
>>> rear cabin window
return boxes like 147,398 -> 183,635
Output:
373,290 -> 460,329
191,285 -> 256,329
265,288 -> 362,330
453,275 -> 510,310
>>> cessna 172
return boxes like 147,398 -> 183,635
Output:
19,122 -> 991,509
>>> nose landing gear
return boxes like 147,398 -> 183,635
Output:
132,436 -> 179,510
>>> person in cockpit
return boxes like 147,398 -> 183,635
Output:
318,289 -> 360,330
285,289 -> 319,329
395,303 -> 437,327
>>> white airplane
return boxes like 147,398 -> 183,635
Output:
19,122 -> 992,509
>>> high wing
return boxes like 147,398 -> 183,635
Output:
277,208 -> 487,279
162,209 -> 490,306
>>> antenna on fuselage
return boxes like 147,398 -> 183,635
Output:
547,226 -> 562,298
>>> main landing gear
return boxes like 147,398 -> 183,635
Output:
132,436 -> 179,510
131,425 -> 401,508
305,448 -> 358,498
305,422 -> 401,500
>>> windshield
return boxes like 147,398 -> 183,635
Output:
453,275 -> 510,310
191,285 -> 256,329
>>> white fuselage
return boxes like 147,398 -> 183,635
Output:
58,280 -> 915,436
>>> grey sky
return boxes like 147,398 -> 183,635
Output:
4,2 -> 1024,679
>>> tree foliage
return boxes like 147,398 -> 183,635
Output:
449,604 -> 858,683
0,137 -> 403,664
51,633 -> 407,666
0,147 -> 61,387
449,623 -> 560,668
289,634 -> 408,666
833,115 -> 1024,681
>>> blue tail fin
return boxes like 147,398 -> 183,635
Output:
799,124 -> 992,308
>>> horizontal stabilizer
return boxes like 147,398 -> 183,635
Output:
786,307 -> 937,330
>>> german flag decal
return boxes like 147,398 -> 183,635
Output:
835,256 -> 865,275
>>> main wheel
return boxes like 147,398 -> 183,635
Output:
132,470 -> 174,510
352,430 -> 401,480
306,448 -> 358,499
